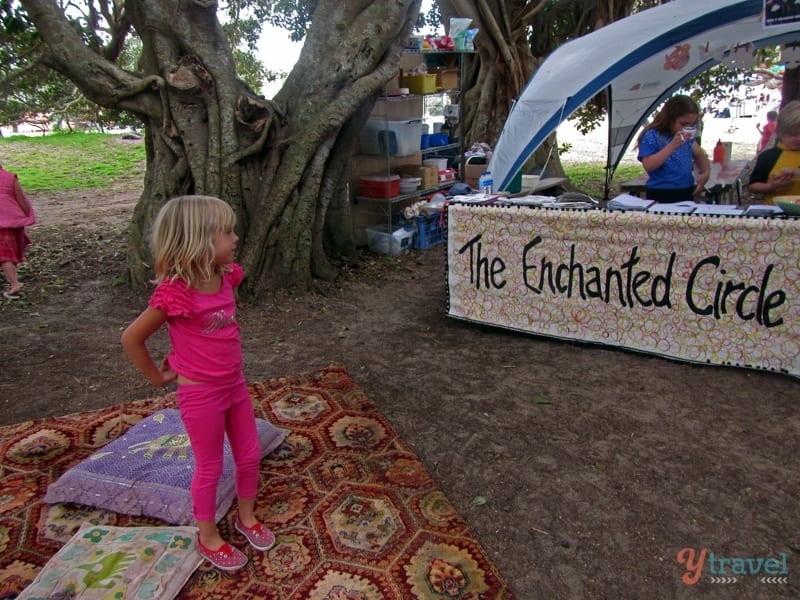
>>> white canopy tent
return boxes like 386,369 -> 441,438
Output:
488,0 -> 800,195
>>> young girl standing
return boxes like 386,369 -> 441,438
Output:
637,95 -> 711,203
122,195 -> 274,571
0,162 -> 34,299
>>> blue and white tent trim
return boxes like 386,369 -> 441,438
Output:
488,0 -> 800,194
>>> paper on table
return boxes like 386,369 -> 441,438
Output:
451,193 -> 497,204
743,204 -> 783,216
498,195 -> 561,206
646,201 -> 697,214
693,204 -> 743,216
608,194 -> 655,211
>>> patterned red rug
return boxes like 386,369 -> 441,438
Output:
0,364 -> 514,599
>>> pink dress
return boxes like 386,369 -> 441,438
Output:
0,168 -> 32,264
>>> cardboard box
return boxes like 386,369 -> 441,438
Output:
371,96 -> 423,120
395,165 -> 437,190
433,67 -> 459,90
463,156 -> 488,189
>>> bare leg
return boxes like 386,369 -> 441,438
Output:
237,497 -> 257,527
1,261 -> 20,294
197,520 -> 225,550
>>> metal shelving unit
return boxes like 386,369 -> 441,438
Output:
354,50 -> 471,234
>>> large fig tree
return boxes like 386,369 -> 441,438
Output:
13,0 -> 421,293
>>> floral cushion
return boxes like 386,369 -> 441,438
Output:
44,409 -> 287,525
17,523 -> 201,600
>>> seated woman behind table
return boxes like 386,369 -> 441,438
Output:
748,100 -> 800,204
637,95 -> 710,204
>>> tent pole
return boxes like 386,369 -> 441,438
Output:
604,87 -> 613,201
604,165 -> 615,201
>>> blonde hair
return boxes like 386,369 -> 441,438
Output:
151,195 -> 236,286
777,100 -> 800,139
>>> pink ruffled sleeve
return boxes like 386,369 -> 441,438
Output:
226,263 -> 244,288
149,278 -> 193,317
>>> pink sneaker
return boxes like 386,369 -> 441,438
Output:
196,538 -> 248,571
235,516 -> 276,551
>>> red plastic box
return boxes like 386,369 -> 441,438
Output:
360,174 -> 400,198
438,168 -> 457,183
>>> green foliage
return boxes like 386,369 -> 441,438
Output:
2,2 -> 271,126
0,132 -> 145,193
0,130 -> 634,202
231,0 -> 314,43
0,2 -> 44,125
0,1 -> 140,131
233,48 -> 273,94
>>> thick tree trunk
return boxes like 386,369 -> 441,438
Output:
21,0 -> 421,295
441,0 -> 533,150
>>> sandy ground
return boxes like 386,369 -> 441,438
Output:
557,108 -> 765,165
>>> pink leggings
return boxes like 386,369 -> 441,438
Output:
177,376 -> 261,522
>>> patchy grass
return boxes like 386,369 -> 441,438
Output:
0,131 -> 637,199
564,162 -> 642,198
0,132 -> 145,193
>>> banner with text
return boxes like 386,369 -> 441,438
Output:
447,204 -> 800,377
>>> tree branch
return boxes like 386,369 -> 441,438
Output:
477,0 -> 515,64
518,0 -> 550,26
231,97 -> 279,163
19,0 -> 156,117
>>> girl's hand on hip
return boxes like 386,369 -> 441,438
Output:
158,358 -> 178,386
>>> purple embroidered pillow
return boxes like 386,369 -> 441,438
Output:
44,409 -> 287,525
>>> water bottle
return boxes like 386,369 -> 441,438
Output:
478,170 -> 493,195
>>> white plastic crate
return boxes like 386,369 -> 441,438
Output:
365,224 -> 415,256
358,119 -> 422,157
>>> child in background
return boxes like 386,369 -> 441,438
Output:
122,195 -> 274,571
637,95 -> 711,203
749,100 -> 800,204
756,109 -> 778,153
0,162 -> 34,299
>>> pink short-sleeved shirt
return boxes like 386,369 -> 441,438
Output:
149,263 -> 245,383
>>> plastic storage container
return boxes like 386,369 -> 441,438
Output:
439,168 -> 458,183
399,177 -> 422,194
358,119 -> 422,156
360,174 -> 400,198
423,157 -> 448,171
412,213 -> 444,249
365,224 -> 415,256
400,73 -> 437,94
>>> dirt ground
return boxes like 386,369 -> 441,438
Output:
1,180 -> 798,599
